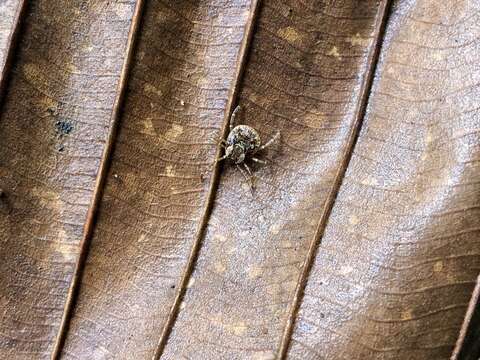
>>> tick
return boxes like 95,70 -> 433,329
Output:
217,105 -> 280,188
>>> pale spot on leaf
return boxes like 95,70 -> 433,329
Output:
361,176 -> 378,186
327,46 -> 341,59
225,321 -> 248,336
67,63 -> 77,73
252,351 -> 276,360
209,315 -> 248,336
339,265 -> 354,276
142,117 -> 156,136
165,124 -> 183,139
213,234 -> 227,243
83,44 -> 93,52
269,223 -> 281,235
432,51 -> 444,61
425,131 -> 433,144
434,261 -> 443,272
143,83 -> 162,97
214,262 -> 226,274
281,240 -> 292,248
165,165 -> 175,177
301,112 -> 326,128
247,266 -> 262,279
347,33 -> 370,47
277,26 -> 301,44
401,309 -> 413,320
349,215 -> 360,225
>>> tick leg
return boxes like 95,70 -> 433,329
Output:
236,164 -> 251,185
243,162 -> 256,189
258,131 -> 280,151
251,157 -> 266,165
215,154 -> 228,163
230,105 -> 241,131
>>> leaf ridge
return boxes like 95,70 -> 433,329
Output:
151,1 -> 263,359
452,275 -> 480,360
50,1 -> 147,358
0,0 -> 27,106
277,1 -> 393,358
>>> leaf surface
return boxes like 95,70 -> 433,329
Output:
160,1 -> 390,358
0,1 -> 479,359
59,1 -> 253,358
0,1 -> 138,358
287,1 -> 480,359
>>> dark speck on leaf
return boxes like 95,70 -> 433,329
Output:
55,120 -> 73,135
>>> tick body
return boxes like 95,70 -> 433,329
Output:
225,125 -> 261,164
217,105 -> 280,188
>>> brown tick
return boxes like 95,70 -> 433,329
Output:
217,105 -> 280,188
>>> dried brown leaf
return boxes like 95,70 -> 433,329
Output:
0,1 -> 479,359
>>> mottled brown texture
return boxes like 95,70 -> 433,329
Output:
287,1 -> 480,359
161,1 -> 388,358
59,1 -> 252,359
0,0 -> 479,359
0,1 -> 136,358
